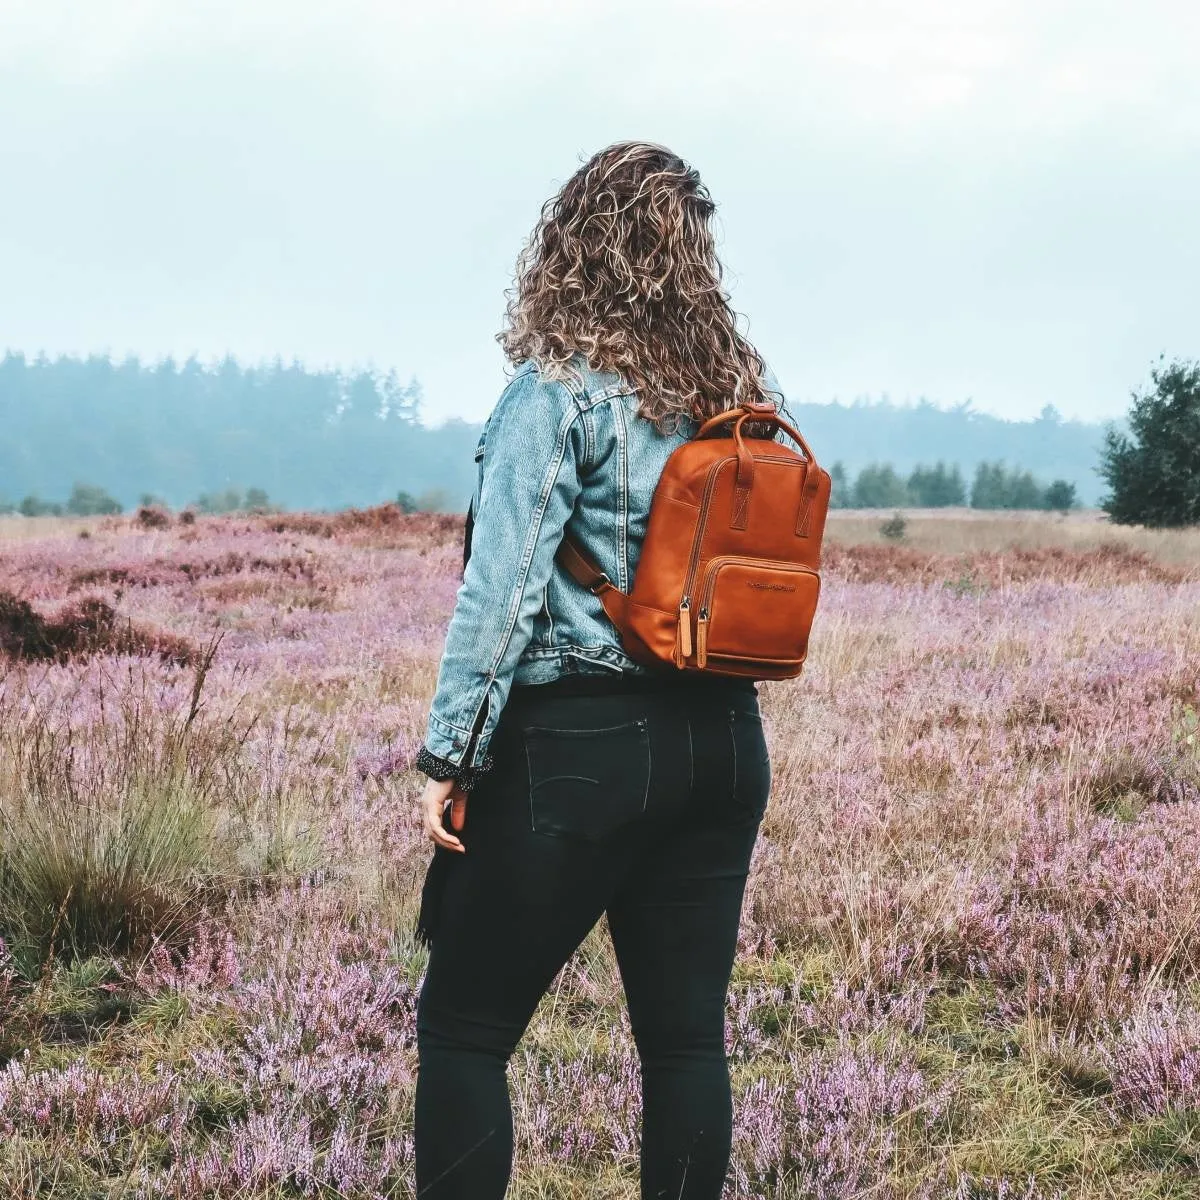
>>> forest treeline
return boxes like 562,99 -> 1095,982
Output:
0,352 -> 1112,514
829,460 -> 1078,511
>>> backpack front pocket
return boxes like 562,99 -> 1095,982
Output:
695,557 -> 820,670
522,718 -> 651,840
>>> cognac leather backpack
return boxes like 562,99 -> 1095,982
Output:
557,399 -> 832,681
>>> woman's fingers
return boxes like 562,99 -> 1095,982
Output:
420,777 -> 466,852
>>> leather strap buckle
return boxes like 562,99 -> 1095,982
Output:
741,399 -> 777,416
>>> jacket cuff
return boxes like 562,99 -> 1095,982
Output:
413,744 -> 495,792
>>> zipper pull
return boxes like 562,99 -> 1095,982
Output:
677,596 -> 692,663
696,606 -> 710,668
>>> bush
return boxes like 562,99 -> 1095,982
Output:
245,487 -> 271,513
971,461 -> 1046,510
18,495 -> 62,517
66,483 -> 122,516
1007,470 -> 1045,509
0,590 -> 199,666
193,487 -> 274,515
907,461 -> 966,507
1100,358 -> 1200,528
828,463 -> 850,509
1043,480 -> 1077,513
415,486 -> 454,513
970,462 -> 1007,509
852,464 -> 910,508
880,512 -> 907,540
194,488 -> 244,515
136,504 -> 172,529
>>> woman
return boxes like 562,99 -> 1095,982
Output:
412,141 -> 783,1199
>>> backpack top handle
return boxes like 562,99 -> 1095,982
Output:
695,400 -> 820,465
694,400 -> 822,497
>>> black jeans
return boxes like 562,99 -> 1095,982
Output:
413,675 -> 771,1199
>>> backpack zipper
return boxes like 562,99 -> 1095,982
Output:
676,456 -> 731,661
677,597 -> 692,660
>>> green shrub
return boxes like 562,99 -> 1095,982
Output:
415,486 -> 454,513
1042,480 -> 1077,513
66,483 -> 122,516
828,462 -> 850,509
971,461 -> 1048,510
18,494 -> 62,517
1100,358 -> 1200,528
193,487 -> 274,515
907,461 -> 966,507
194,488 -> 244,514
852,464 -> 910,508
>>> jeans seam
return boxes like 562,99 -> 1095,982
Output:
728,707 -> 738,805
686,717 -> 694,794
524,739 -> 535,832
641,720 -> 651,812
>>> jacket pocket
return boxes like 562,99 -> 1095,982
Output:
523,718 -> 651,840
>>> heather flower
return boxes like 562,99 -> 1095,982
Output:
951,804 -> 1200,1028
2,507 -> 1197,1196
728,1036 -> 954,1200
1095,996 -> 1200,1119
0,1056 -> 191,1142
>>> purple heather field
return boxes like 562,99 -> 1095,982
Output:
1,506 -> 1198,1199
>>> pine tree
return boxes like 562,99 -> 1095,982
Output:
1099,358 -> 1200,527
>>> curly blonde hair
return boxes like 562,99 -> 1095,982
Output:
499,141 -> 775,430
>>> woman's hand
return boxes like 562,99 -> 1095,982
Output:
420,777 -> 468,852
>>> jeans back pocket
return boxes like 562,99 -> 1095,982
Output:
523,718 -> 652,841
727,702 -> 771,824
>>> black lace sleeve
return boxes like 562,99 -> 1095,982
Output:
413,744 -> 495,792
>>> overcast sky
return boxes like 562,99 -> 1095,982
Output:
2,0 -> 1197,423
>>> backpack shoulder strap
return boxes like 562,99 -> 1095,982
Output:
556,534 -> 631,630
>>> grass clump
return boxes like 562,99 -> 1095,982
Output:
0,641 -> 247,977
0,776 -> 226,976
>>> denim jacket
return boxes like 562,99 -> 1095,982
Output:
415,353 -> 791,789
